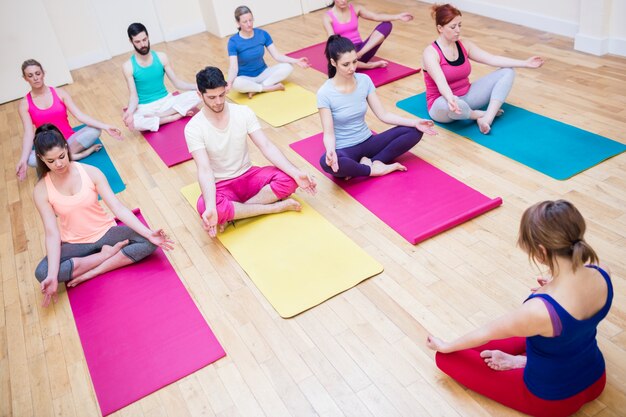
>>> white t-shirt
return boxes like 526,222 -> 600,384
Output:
185,103 -> 261,181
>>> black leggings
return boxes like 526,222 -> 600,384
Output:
34,225 -> 156,282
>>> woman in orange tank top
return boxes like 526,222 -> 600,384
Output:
32,127 -> 174,307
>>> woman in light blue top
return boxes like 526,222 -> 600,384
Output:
226,5 -> 310,98
318,35 -> 436,178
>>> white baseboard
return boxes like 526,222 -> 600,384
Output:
163,21 -> 207,42
608,37 -> 626,57
66,50 -> 112,71
574,33 -> 609,56
418,0 -> 578,37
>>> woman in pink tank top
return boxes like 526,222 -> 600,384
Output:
16,59 -> 124,181
422,4 -> 544,134
32,128 -> 173,307
323,0 -> 413,70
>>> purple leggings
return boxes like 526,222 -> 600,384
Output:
320,126 -> 422,178
355,21 -> 393,63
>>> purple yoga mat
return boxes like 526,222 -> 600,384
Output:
287,42 -> 421,87
290,133 -> 502,244
141,116 -> 193,167
67,209 -> 226,415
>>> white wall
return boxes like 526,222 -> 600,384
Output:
0,0 -> 72,104
419,0 -> 626,57
200,0 -> 304,38
301,0 -> 331,13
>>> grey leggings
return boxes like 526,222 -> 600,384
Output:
429,68 -> 515,123
34,225 -> 156,282
28,126 -> 101,166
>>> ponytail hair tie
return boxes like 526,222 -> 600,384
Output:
570,239 -> 581,250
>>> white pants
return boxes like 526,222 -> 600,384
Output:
133,91 -> 200,132
232,63 -> 293,93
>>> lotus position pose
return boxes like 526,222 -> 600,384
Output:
323,0 -> 413,69
227,6 -> 309,98
16,59 -> 122,181
423,3 -> 544,133
122,22 -> 201,131
319,35 -> 436,179
427,200 -> 612,417
33,129 -> 173,307
185,67 -> 316,237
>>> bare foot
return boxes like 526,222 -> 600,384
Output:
359,156 -> 373,167
67,240 -> 129,287
362,60 -> 388,69
369,160 -> 407,177
274,198 -> 302,213
480,350 -> 527,371
477,117 -> 491,134
496,108 -> 504,117
186,107 -> 200,117
247,92 -> 256,99
470,110 -> 486,120
83,144 -> 103,157
263,83 -> 286,93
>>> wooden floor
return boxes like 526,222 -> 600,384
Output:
2,0 -> 625,416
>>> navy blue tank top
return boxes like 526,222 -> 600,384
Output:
523,265 -> 613,400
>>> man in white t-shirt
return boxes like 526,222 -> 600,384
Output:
185,66 -> 316,237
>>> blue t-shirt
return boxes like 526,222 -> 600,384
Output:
317,73 -> 375,149
227,29 -> 273,77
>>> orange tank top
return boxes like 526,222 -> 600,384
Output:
44,162 -> 116,243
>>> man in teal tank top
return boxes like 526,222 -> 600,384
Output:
122,23 -> 200,131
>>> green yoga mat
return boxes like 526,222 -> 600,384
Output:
74,125 -> 126,194
396,93 -> 626,180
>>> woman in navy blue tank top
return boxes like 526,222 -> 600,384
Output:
426,200 -> 612,417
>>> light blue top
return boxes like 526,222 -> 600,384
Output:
317,73 -> 375,149
227,29 -> 273,77
131,51 -> 168,105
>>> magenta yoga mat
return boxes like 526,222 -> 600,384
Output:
290,133 -> 502,244
141,116 -> 193,167
287,41 -> 421,87
67,209 -> 225,416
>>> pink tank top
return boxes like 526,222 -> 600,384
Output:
424,41 -> 472,110
44,162 -> 116,244
327,4 -> 362,45
27,87 -> 75,139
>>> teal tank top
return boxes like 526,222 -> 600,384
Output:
132,51 -> 168,104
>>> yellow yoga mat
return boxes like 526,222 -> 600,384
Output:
227,82 -> 318,127
181,183 -> 384,318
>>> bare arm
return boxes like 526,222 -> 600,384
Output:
465,40 -> 544,68
322,13 -> 335,36
319,107 -> 339,173
356,4 -> 413,22
266,44 -> 309,68
122,60 -> 139,126
250,129 -> 316,194
226,55 -> 239,90
160,52 -> 196,91
427,298 -> 553,353
33,181 -> 62,306
17,98 -> 35,180
422,46 -> 455,103
87,165 -> 173,249
191,149 -> 220,237
367,90 -> 437,135
57,89 -> 122,139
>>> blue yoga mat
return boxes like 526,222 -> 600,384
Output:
396,93 -> 626,180
73,126 -> 125,194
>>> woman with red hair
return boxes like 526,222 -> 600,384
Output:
422,4 -> 544,134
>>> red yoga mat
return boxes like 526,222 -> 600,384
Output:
67,209 -> 225,416
290,133 -> 502,244
141,116 -> 193,167
287,42 -> 421,87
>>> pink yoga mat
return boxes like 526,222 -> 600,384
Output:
291,133 -> 502,244
141,116 -> 193,167
287,42 -> 421,87
67,210 -> 225,416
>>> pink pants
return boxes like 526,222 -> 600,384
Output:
196,166 -> 297,224
435,337 -> 606,417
